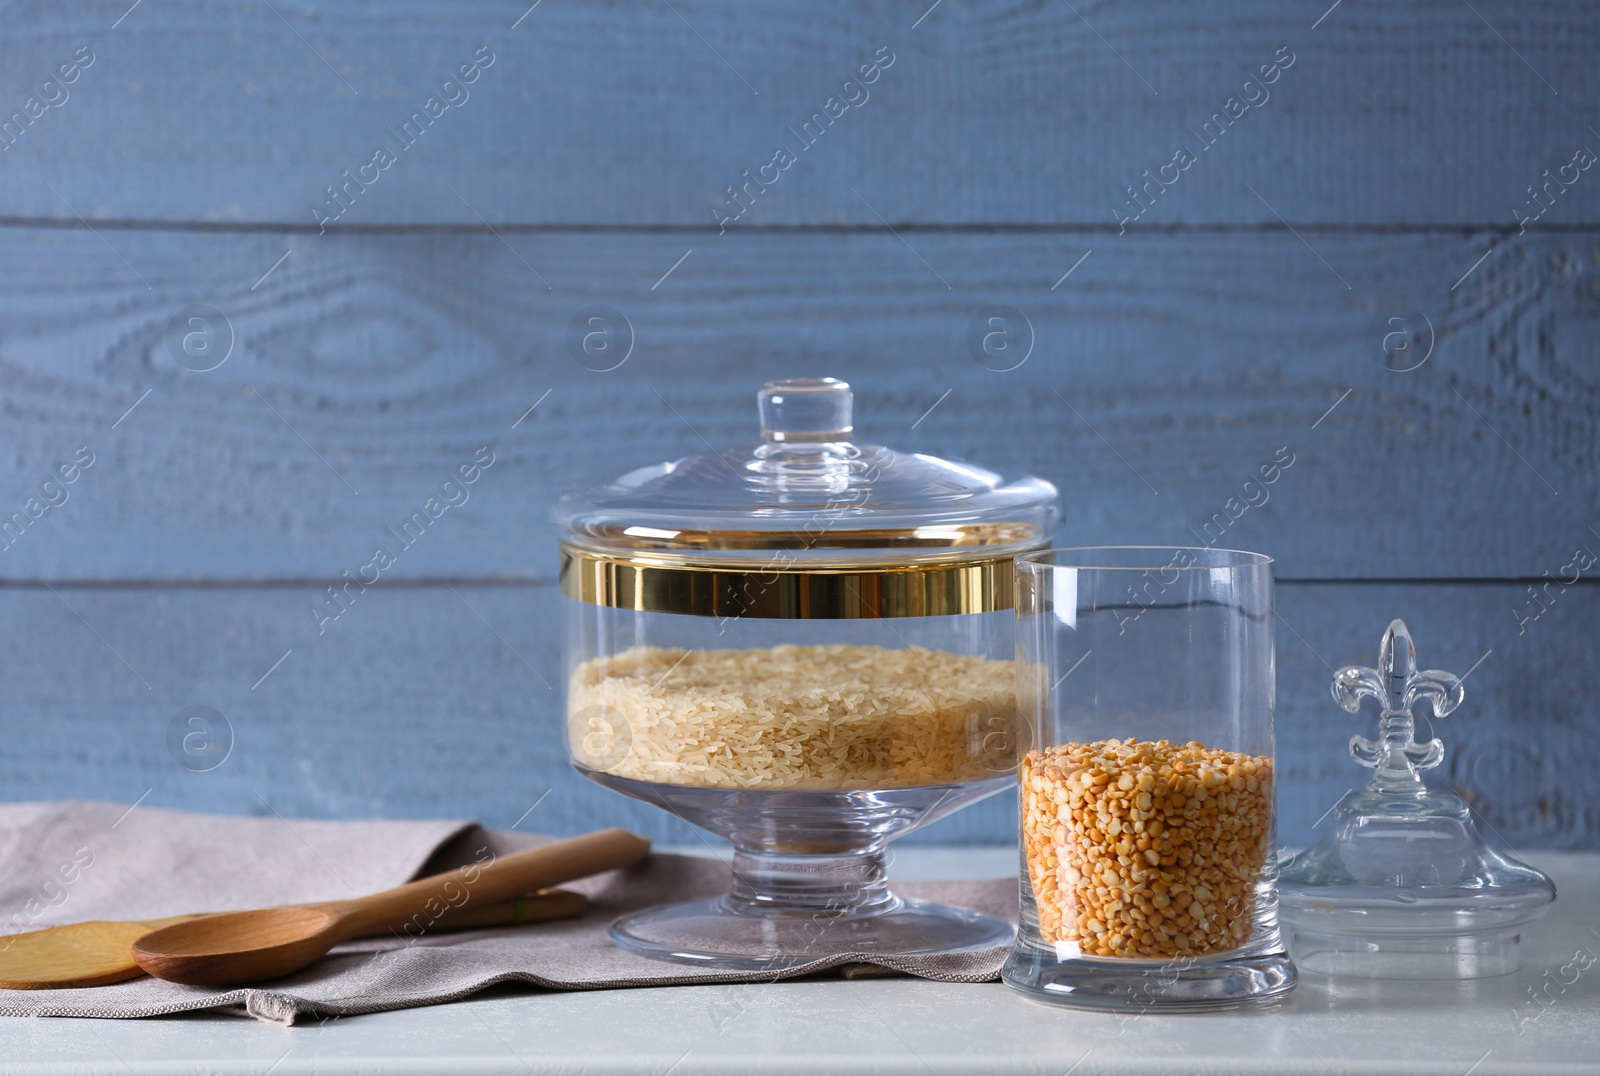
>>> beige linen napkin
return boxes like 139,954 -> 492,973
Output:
0,802 -> 1014,1025
0,800 -> 474,933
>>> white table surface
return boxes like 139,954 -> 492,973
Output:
2,848 -> 1597,1075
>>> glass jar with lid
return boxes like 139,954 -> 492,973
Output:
555,377 -> 1059,969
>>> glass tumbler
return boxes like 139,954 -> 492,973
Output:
1002,547 -> 1297,1010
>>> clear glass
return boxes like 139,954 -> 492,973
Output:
557,378 -> 1059,970
1002,547 -> 1297,1010
1277,619 -> 1556,979
553,377 -> 1058,567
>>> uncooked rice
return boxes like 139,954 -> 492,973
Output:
568,644 -> 1016,790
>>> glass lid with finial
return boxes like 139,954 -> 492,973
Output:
557,377 -> 1059,619
556,376 -> 1058,565
1278,619 -> 1556,979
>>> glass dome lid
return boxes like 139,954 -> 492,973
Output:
1277,619 -> 1556,979
554,378 -> 1060,620
554,377 -> 1059,565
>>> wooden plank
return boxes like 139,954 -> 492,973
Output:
0,1 -> 1593,225
0,226 -> 1594,581
1,580 -> 1593,848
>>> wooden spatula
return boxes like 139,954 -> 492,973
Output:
0,889 -> 586,991
134,828 -> 649,986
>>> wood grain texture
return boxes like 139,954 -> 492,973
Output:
0,227 -> 1594,582
0,1 -> 1594,848
1,581 -> 1593,847
0,1 -> 1592,225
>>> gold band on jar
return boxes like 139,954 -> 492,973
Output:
559,544 -> 1024,618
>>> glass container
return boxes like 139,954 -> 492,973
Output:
556,377 -> 1059,970
1002,547 -> 1297,1010
1278,619 -> 1556,979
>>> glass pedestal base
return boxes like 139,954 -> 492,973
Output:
579,768 -> 1015,971
612,892 -> 1014,972
1002,939 -> 1297,1012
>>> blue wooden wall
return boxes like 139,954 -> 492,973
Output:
1,1 -> 1596,849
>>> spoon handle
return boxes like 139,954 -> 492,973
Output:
336,828 -> 649,938
429,889 -> 587,931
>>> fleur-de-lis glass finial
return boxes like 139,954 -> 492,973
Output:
1331,619 -> 1465,794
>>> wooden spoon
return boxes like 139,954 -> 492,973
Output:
133,828 -> 649,986
0,889 -> 586,991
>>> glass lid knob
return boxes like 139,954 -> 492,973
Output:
1332,618 -> 1465,795
758,378 -> 853,443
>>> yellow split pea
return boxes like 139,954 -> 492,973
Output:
1022,738 -> 1273,959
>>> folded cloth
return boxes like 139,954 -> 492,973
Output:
0,802 -> 1014,1025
